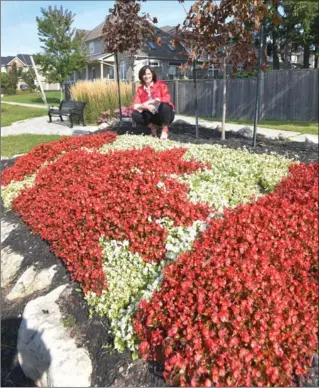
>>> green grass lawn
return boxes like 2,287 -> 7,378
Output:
2,91 -> 62,106
1,134 -> 67,158
190,116 -> 318,135
1,104 -> 47,127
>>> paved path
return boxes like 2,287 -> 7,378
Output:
1,101 -> 317,144
175,115 -> 318,144
1,101 -> 48,109
1,115 -> 98,137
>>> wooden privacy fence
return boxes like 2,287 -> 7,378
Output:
65,69 -> 318,121
165,69 -> 318,121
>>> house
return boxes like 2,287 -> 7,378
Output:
0,54 -> 60,90
72,21 -> 189,83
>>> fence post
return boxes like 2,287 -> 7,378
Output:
260,71 -> 265,120
175,80 -> 179,114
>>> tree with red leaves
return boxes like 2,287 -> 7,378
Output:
103,0 -> 157,121
176,0 -> 281,139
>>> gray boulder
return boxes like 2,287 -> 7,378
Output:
18,285 -> 92,387
237,126 -> 253,138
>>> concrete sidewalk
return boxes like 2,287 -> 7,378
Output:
176,114 -> 318,144
1,115 -> 98,137
1,102 -> 317,144
1,101 -> 48,109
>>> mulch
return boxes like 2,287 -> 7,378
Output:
1,123 -> 318,387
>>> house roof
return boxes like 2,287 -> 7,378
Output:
159,25 -> 175,35
17,54 -> 33,66
1,56 -> 15,66
76,29 -> 91,40
83,20 -> 187,61
88,52 -> 114,62
137,27 -> 187,61
1,54 -> 32,66
84,21 -> 106,42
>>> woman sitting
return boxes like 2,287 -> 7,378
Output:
131,65 -> 175,140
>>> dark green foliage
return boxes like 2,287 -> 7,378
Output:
35,6 -> 89,87
21,69 -> 37,91
6,63 -> 22,92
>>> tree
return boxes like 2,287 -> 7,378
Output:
6,63 -> 23,93
264,1 -> 319,69
35,5 -> 89,101
278,0 -> 318,69
1,73 -> 9,93
176,0 -> 277,140
22,68 -> 37,91
103,0 -> 156,121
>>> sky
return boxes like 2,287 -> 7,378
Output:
1,0 -> 196,57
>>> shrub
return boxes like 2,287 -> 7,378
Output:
5,88 -> 17,95
134,162 -> 318,387
70,80 -> 133,124
1,73 -> 9,91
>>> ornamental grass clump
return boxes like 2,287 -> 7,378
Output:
134,162 -> 318,387
70,80 -> 132,124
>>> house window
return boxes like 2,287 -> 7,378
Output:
237,63 -> 244,72
149,60 -> 161,67
92,67 -> 96,80
167,44 -> 176,52
89,42 -> 94,54
147,41 -> 157,50
120,62 -> 127,80
168,62 -> 183,79
168,62 -> 182,67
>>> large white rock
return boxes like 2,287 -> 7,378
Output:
1,219 -> 19,243
1,246 -> 24,288
6,265 -> 57,301
18,285 -> 92,387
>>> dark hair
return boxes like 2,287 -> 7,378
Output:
138,65 -> 157,84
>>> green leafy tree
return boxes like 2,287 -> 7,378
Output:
103,0 -> 156,121
35,5 -> 89,100
6,63 -> 23,93
22,68 -> 37,91
1,72 -> 10,92
269,0 -> 319,69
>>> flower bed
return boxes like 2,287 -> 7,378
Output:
1,133 -> 317,386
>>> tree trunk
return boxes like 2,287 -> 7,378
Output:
221,56 -> 227,141
192,58 -> 199,139
60,83 -> 63,102
115,52 -> 122,122
315,55 -> 319,69
284,26 -> 291,70
303,43 -> 310,69
131,56 -> 136,96
272,19 -> 280,70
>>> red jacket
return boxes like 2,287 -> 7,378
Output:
132,81 -> 175,110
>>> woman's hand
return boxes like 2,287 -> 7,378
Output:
147,104 -> 156,114
143,102 -> 156,114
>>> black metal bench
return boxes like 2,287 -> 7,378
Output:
48,100 -> 86,128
